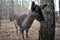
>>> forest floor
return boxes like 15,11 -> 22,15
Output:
0,20 -> 60,40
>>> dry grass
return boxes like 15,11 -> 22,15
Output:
0,20 -> 40,40
0,20 -> 60,40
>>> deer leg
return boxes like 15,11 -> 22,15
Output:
15,24 -> 18,34
13,20 -> 18,34
21,30 -> 25,40
26,29 -> 29,38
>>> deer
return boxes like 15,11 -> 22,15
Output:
10,1 -> 47,40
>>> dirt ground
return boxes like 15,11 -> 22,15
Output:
0,20 -> 60,40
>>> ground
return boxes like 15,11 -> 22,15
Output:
0,20 -> 60,40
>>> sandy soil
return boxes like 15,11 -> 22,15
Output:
0,20 -> 60,40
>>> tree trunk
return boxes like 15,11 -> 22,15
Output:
8,0 -> 14,16
0,0 -> 2,28
38,0 -> 55,40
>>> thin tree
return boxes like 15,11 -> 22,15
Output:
8,0 -> 14,16
0,0 -> 2,28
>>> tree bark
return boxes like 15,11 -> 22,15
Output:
38,0 -> 55,40
8,0 -> 14,16
0,0 -> 2,28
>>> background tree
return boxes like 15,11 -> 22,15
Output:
0,0 -> 2,28
38,0 -> 55,40
8,0 -> 14,17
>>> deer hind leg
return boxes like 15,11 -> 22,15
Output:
14,23 -> 18,35
13,20 -> 18,34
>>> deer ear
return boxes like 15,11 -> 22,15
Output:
31,1 -> 35,11
40,4 -> 47,9
31,1 -> 35,7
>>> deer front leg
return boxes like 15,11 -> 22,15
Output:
20,29 -> 25,40
26,29 -> 29,38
